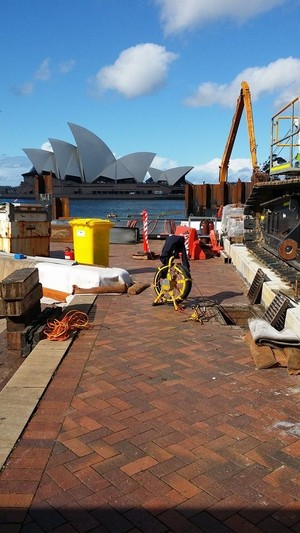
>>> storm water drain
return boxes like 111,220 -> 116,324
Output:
247,268 -> 269,304
215,304 -> 264,327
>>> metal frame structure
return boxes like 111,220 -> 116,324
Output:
270,96 -> 300,176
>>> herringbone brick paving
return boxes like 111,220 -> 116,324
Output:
0,241 -> 299,531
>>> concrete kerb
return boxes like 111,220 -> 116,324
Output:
0,294 -> 96,471
224,239 -> 300,335
0,340 -> 71,471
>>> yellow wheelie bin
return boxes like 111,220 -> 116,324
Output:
69,218 -> 114,266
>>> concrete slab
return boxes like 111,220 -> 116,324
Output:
0,294 -> 95,470
0,240 -> 299,531
225,239 -> 300,336
0,388 -> 44,456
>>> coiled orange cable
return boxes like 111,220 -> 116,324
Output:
44,310 -> 92,341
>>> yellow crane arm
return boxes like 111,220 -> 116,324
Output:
219,81 -> 259,183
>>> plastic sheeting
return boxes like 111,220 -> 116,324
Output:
221,204 -> 245,237
36,262 -> 132,294
248,318 -> 300,348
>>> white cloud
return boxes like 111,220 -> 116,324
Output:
184,57 -> 300,108
0,156 -> 31,186
34,58 -> 51,81
41,141 -> 53,152
152,155 -> 178,169
12,82 -> 35,96
91,43 -> 178,99
12,58 -> 74,97
12,58 -> 51,96
59,59 -> 76,74
156,0 -> 286,34
187,157 -> 252,184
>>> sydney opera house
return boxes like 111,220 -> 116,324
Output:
18,123 -> 193,199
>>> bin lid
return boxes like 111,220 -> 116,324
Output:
69,218 -> 114,227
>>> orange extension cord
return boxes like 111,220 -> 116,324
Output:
44,310 -> 92,341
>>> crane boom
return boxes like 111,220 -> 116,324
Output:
219,81 -> 259,183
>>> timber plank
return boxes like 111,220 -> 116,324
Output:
0,297 -> 6,316
6,303 -> 42,332
1,268 -> 39,300
5,283 -> 43,316
6,330 -> 27,351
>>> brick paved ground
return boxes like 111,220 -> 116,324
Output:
0,240 -> 299,531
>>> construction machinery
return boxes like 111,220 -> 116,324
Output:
216,81 -> 300,284
219,81 -> 261,184
186,83 -> 300,285
184,82 -> 260,215
244,95 -> 300,284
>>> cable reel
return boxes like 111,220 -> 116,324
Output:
152,256 -> 192,310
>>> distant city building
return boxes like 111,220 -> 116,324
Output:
22,123 -> 193,188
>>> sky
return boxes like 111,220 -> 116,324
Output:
1,0 -> 300,186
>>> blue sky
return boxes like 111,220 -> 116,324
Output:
1,0 -> 300,186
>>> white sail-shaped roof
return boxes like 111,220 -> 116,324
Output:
118,152 -> 156,182
100,159 -> 135,181
49,139 -> 82,180
101,152 -> 155,182
22,123 -> 192,186
68,123 -> 116,183
148,167 -> 164,182
23,148 -> 58,176
164,166 -> 193,186
149,166 -> 193,186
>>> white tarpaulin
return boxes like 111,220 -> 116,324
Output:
36,262 -> 132,294
248,318 -> 300,348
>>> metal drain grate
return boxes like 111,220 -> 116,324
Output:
247,268 -> 269,304
263,292 -> 293,330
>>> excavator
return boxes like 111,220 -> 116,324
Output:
218,81 -> 261,183
220,82 -> 300,282
219,81 -> 300,285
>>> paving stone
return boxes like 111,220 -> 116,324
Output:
0,241 -> 299,530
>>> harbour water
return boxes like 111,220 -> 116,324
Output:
69,198 -> 185,220
3,198 -> 186,221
